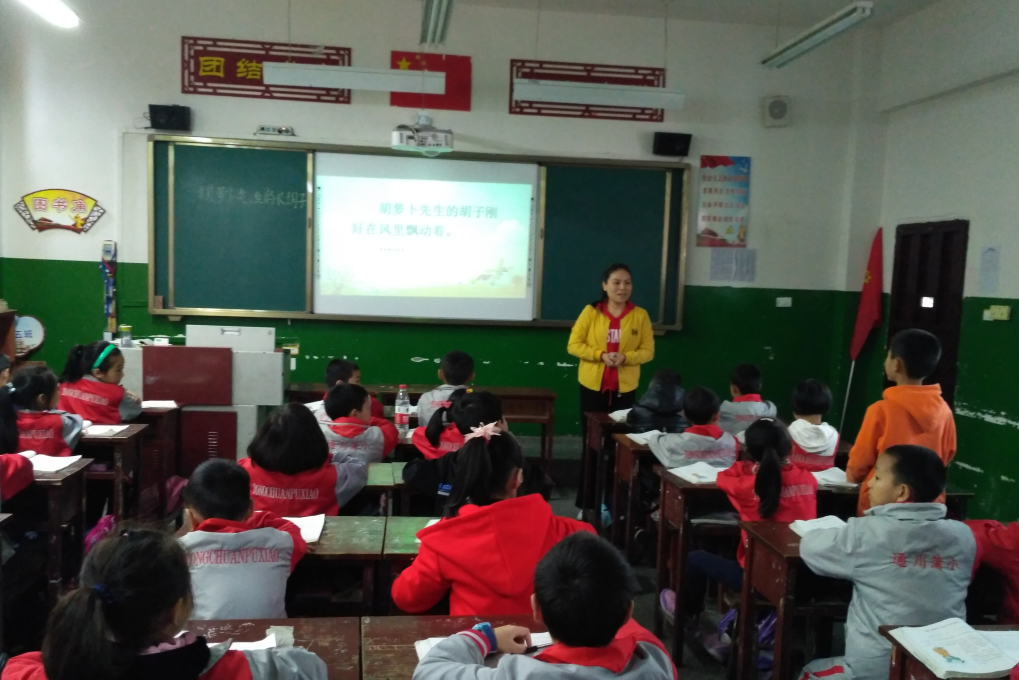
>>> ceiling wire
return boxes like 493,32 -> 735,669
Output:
773,0 -> 783,48
533,0 -> 542,59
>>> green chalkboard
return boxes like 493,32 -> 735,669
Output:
153,142 -> 309,312
540,165 -> 683,325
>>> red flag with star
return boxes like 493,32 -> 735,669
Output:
849,228 -> 884,360
390,51 -> 472,111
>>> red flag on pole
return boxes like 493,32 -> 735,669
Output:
849,228 -> 884,360
390,52 -> 472,111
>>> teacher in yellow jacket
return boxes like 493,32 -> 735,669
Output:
567,263 -> 655,508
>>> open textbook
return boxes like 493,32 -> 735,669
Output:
888,618 -> 1019,679
790,516 -> 847,537
608,409 -> 631,423
415,632 -> 553,661
668,462 -> 721,485
17,452 -> 82,473
812,467 -> 860,488
283,514 -> 325,543
626,430 -> 661,446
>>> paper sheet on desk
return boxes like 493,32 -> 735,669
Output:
210,633 -> 277,651
668,462 -> 721,484
626,430 -> 661,445
85,425 -> 129,436
19,452 -> 82,472
283,514 -> 325,543
790,516 -> 846,537
812,468 -> 859,488
609,408 -> 631,423
142,400 -> 178,409
415,632 -> 552,660
415,518 -> 441,543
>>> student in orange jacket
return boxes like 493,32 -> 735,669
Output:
391,422 -> 593,616
848,329 -> 956,515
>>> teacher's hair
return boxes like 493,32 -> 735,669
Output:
593,262 -> 631,306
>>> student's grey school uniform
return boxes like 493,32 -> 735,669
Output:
798,503 -> 977,680
413,621 -> 675,680
180,514 -> 305,621
316,411 -> 392,464
647,425 -> 738,469
717,398 -> 777,435
417,384 -> 467,426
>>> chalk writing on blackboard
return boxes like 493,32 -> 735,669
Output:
195,185 -> 307,209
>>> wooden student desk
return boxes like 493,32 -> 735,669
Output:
361,614 -> 546,680
303,516 -> 387,615
290,383 -> 558,473
737,521 -> 851,680
611,434 -> 658,558
582,413 -> 630,531
188,617 -> 360,680
880,624 -> 1019,680
10,458 -> 94,606
78,424 -> 149,520
381,516 -> 435,613
136,405 -> 181,520
365,463 -> 396,516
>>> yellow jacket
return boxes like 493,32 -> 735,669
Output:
567,304 -> 655,393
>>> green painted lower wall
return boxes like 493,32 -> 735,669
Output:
4,257 -> 1017,520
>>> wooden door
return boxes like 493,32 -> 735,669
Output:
887,220 -> 969,406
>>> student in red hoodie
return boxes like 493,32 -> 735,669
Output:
391,422 -> 593,615
0,381 -> 34,503
239,403 -> 367,517
58,341 -> 141,425
661,418 -> 817,622
4,367 -> 83,458
966,519 -> 1019,624
0,526 -> 326,680
320,383 -> 398,464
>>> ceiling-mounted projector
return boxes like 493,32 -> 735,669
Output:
391,112 -> 453,157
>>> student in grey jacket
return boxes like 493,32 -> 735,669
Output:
413,532 -> 676,680
799,445 -> 977,680
717,363 -> 777,435
418,350 -> 474,426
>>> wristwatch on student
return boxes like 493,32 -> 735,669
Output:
472,622 -> 497,652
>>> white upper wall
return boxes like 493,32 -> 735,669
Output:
879,0 -> 1019,111
0,0 -> 861,291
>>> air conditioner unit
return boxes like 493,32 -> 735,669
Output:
263,62 -> 445,94
512,79 -> 685,110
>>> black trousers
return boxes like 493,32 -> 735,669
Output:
575,384 -> 636,509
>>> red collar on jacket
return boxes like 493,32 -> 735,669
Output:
733,394 -> 762,403
684,424 -> 724,439
536,621 -> 661,673
596,300 -> 635,321
193,517 -> 252,534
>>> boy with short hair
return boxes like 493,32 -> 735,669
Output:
798,445 -> 976,680
412,532 -> 675,680
321,382 -> 398,463
178,458 -> 307,620
648,387 -> 738,469
418,350 -> 475,426
787,379 -> 840,471
319,358 -> 384,419
848,328 -> 956,514
718,363 -> 777,435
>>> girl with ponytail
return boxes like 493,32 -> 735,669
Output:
3,525 -> 327,680
1,366 -> 84,459
403,390 -> 553,515
0,369 -> 34,503
392,423 -> 593,616
58,341 -> 141,425
662,418 -> 818,622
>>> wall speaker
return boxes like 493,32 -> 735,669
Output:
149,104 -> 192,132
652,132 -> 692,157
763,96 -> 790,127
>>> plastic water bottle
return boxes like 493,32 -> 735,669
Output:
395,384 -> 411,437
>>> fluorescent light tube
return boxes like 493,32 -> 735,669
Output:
762,1 -> 872,68
513,79 -> 685,110
263,62 -> 445,94
15,0 -> 80,28
420,0 -> 454,46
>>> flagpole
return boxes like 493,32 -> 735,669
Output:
839,360 -> 856,434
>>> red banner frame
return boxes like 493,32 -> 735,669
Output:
509,59 -> 666,122
182,36 -> 352,104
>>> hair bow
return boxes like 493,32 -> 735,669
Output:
463,421 -> 502,443
440,401 -> 452,409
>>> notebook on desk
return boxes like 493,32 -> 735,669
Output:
790,516 -> 847,536
415,632 -> 553,661
888,618 -> 1019,679
18,452 -> 82,472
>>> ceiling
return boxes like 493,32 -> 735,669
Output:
462,0 -> 940,26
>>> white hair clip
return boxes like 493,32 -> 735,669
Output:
463,421 -> 502,443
